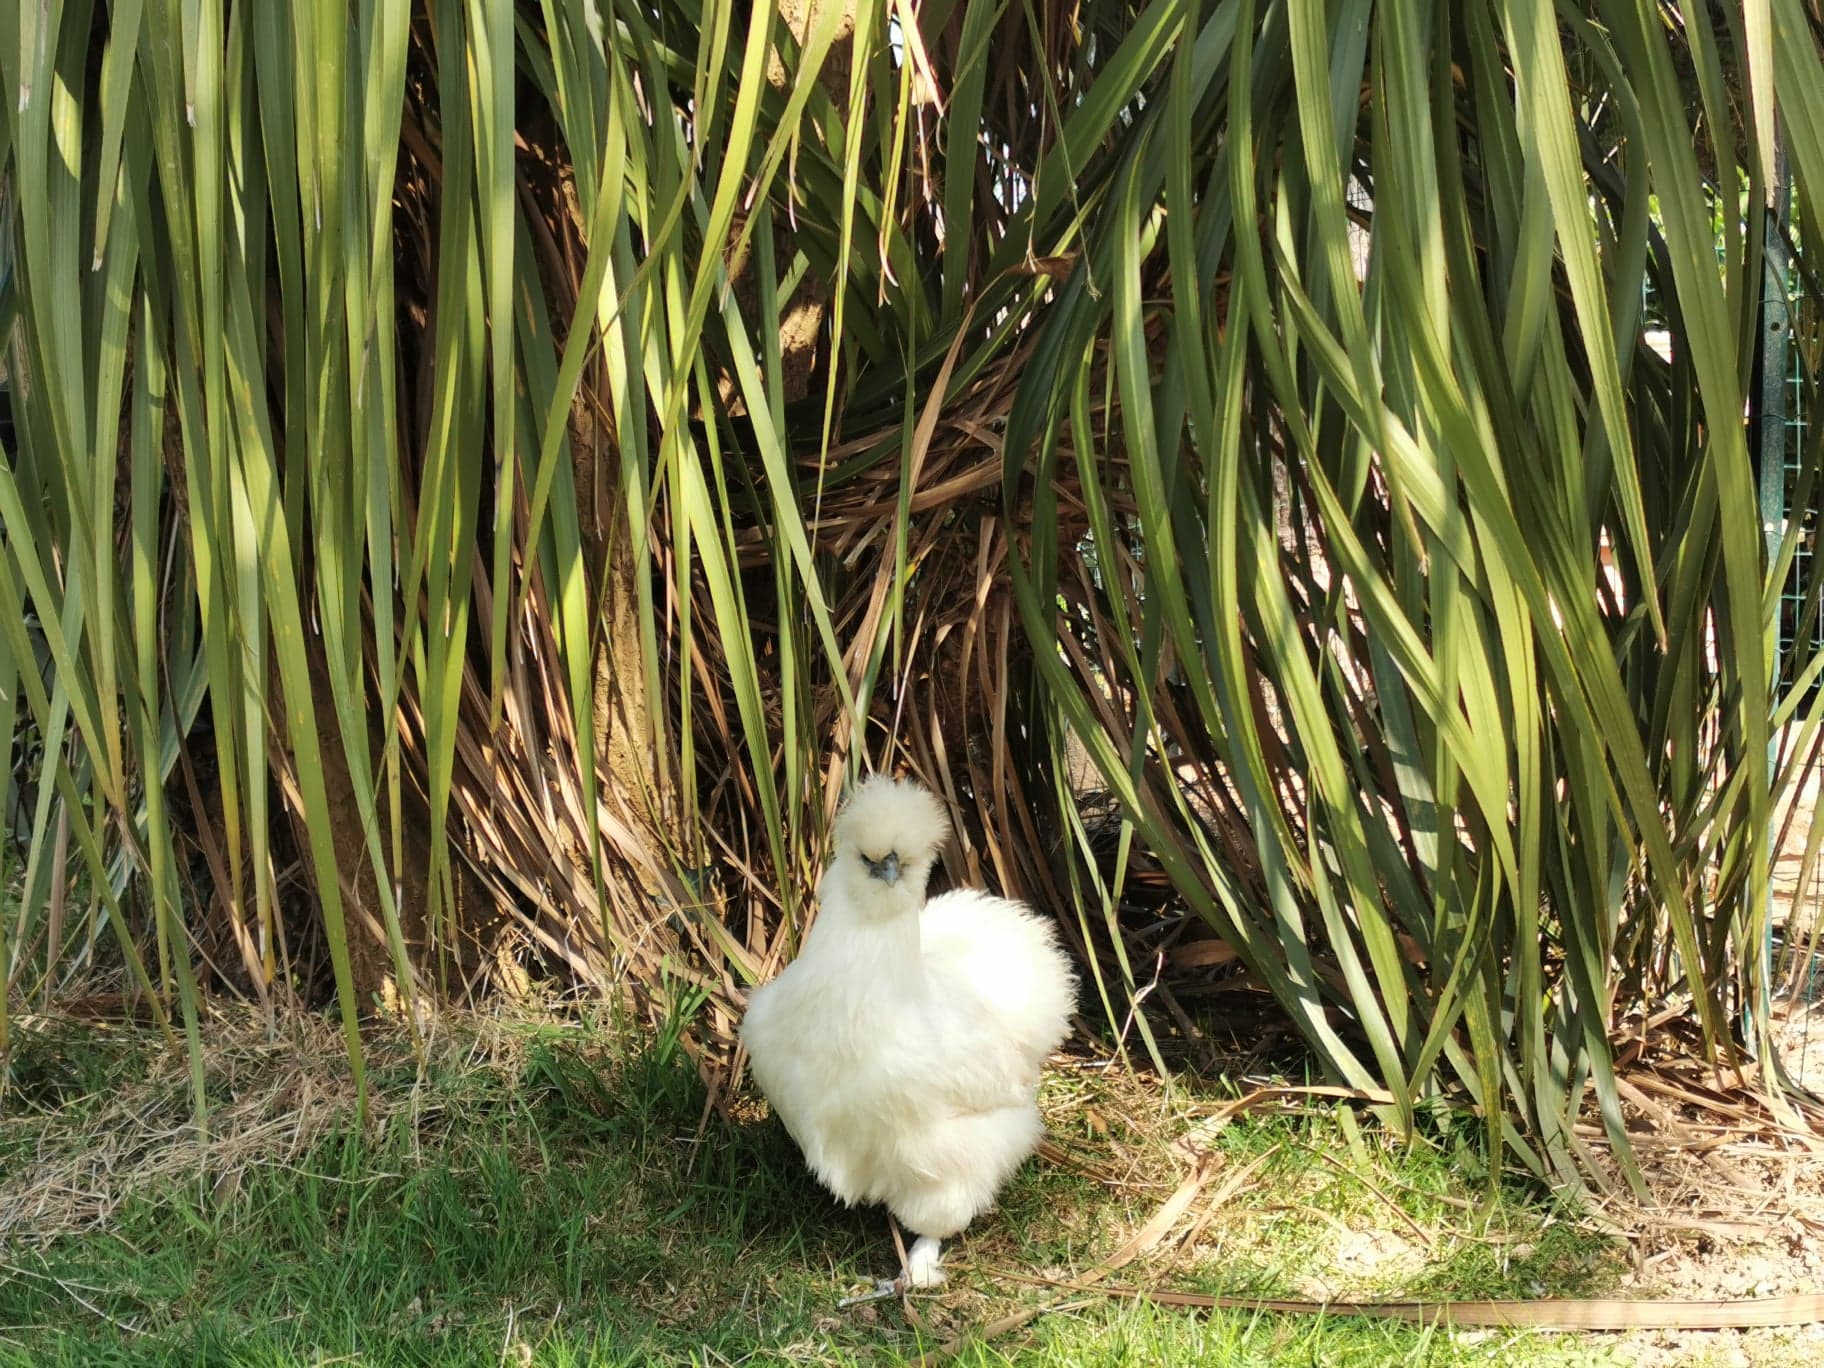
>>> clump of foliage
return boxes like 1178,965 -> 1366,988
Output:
1,0 -> 1822,1184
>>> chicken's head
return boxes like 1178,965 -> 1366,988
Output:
824,774 -> 950,921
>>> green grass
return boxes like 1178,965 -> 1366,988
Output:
0,1012 -> 1630,1365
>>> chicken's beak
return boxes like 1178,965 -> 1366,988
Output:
863,851 -> 902,885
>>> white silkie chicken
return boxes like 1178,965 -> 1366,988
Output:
741,774 -> 1077,1289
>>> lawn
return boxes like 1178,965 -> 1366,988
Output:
0,1005 -> 1751,1366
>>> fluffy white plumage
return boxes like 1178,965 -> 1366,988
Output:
741,775 -> 1076,1288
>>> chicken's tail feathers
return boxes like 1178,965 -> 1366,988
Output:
833,774 -> 951,863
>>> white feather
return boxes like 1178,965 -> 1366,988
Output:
741,775 -> 1076,1271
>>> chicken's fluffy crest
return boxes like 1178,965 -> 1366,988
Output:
832,773 -> 950,869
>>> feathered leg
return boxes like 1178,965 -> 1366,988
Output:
905,1235 -> 945,1288
889,1214 -> 947,1290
